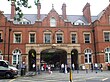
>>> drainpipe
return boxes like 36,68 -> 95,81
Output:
92,23 -> 97,63
8,28 -> 12,61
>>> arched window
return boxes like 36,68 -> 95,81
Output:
85,49 -> 92,64
50,17 -> 56,27
105,48 -> 110,62
12,49 -> 21,65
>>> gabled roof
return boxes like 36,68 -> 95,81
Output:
4,14 -> 97,25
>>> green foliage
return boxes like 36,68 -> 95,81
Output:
7,0 -> 37,21
7,0 -> 40,21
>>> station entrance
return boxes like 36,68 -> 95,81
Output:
71,49 -> 79,70
40,48 -> 67,70
28,49 -> 36,71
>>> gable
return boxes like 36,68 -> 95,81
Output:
42,8 -> 65,27
97,4 -> 110,24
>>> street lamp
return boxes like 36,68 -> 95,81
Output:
8,28 -> 12,61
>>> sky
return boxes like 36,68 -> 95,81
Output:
0,0 -> 110,16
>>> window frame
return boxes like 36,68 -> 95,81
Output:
12,49 -> 22,65
71,32 -> 77,43
84,49 -> 92,64
56,32 -> 64,43
50,17 -> 56,27
83,32 -> 91,43
13,32 -> 22,43
44,33 -> 51,44
29,32 -> 36,43
103,31 -> 110,42
105,48 -> 110,62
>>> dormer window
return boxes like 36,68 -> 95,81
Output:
74,19 -> 85,25
50,17 -> 56,27
15,18 -> 31,24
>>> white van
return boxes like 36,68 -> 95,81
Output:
0,60 -> 18,78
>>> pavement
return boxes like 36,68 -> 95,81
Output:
21,70 -> 110,82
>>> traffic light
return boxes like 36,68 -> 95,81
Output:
0,39 -> 3,42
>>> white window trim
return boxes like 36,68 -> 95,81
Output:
70,32 -> 77,43
55,32 -> 64,43
13,32 -> 22,43
29,32 -> 36,43
84,49 -> 92,64
105,48 -> 110,63
50,17 -> 56,27
103,31 -> 110,42
43,32 -> 52,43
83,32 -> 91,43
12,49 -> 22,65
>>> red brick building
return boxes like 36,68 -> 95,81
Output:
0,1 -> 110,71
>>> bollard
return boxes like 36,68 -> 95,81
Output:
69,68 -> 73,82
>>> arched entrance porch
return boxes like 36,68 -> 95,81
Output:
71,49 -> 79,70
40,48 -> 67,70
28,49 -> 36,71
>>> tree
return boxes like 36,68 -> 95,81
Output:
7,0 -> 39,21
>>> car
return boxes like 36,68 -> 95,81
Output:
0,60 -> 18,78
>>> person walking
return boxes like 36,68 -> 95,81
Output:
72,63 -> 75,71
91,63 -> 94,72
61,64 -> 64,73
100,64 -> 103,72
94,63 -> 98,73
21,62 -> 26,76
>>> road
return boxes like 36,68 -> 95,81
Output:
1,70 -> 110,82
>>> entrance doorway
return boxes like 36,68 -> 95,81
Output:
40,48 -> 67,70
28,49 -> 36,71
71,49 -> 78,70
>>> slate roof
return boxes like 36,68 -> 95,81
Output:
4,14 -> 98,25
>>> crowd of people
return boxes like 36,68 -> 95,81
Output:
15,62 -> 110,76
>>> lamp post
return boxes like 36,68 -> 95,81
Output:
8,28 -> 12,61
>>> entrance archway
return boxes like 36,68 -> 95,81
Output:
28,49 -> 36,71
40,48 -> 67,70
71,49 -> 78,70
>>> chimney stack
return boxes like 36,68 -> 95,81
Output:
62,3 -> 67,21
11,0 -> 15,19
83,3 -> 91,23
37,1 -> 41,20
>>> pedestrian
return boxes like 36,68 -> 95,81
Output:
61,64 -> 64,73
100,64 -> 103,72
91,63 -> 94,72
64,64 -> 67,73
43,63 -> 47,71
16,62 -> 19,69
32,63 -> 36,71
21,62 -> 26,76
48,65 -> 52,74
94,63 -> 98,73
72,63 -> 74,71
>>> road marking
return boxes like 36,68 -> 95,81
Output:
9,79 -> 16,82
102,78 -> 108,81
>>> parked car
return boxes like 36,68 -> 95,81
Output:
0,60 -> 18,78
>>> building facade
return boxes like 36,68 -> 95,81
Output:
0,1 -> 110,71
